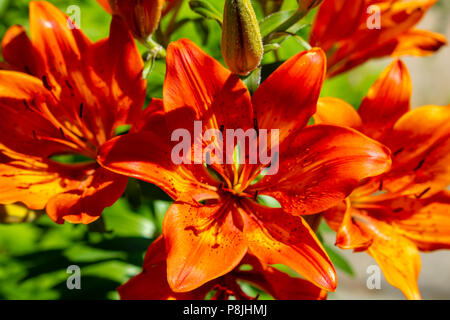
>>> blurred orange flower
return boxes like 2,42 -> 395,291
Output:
310,0 -> 447,77
98,38 -> 391,293
0,1 -> 146,224
315,59 -> 450,299
118,236 -> 327,300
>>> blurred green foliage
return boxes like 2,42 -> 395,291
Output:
0,0 -> 384,300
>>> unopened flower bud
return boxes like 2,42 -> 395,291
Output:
221,0 -> 264,76
108,0 -> 165,41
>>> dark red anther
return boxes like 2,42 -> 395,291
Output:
414,159 -> 425,171
42,75 -> 52,91
415,187 -> 430,199
253,118 -> 259,136
393,148 -> 404,156
59,127 -> 66,139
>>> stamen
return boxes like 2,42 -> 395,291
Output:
378,179 -> 383,191
415,187 -> 430,199
254,190 -> 258,200
42,76 -> 52,91
219,125 -> 224,133
253,118 -> 259,136
79,103 -> 84,118
65,80 -> 73,90
414,159 -> 425,171
393,148 -> 404,156
23,100 -> 30,111
59,128 -> 66,139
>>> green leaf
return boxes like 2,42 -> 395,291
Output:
263,43 -> 281,54
102,198 -> 156,238
189,0 -> 223,26
323,244 -> 355,277
0,0 -> 10,17
259,9 -> 296,39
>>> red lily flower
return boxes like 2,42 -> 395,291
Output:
118,236 -> 327,300
0,1 -> 146,224
310,0 -> 447,77
98,39 -> 391,293
314,59 -> 450,299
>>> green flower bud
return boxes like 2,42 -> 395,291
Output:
221,0 -> 264,76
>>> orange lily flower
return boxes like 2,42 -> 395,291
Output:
310,0 -> 447,77
314,59 -> 450,299
98,38 -> 391,293
0,1 -> 146,224
118,236 -> 327,300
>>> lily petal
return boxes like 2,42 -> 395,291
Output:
324,200 -> 373,250
30,2 -> 145,144
251,125 -> 391,215
164,38 -> 253,132
314,97 -> 362,129
89,16 -> 146,130
383,105 -> 450,197
163,199 -> 247,292
391,29 -> 447,57
361,192 -> 450,251
236,256 -> 327,300
98,115 -> 220,200
240,199 -> 337,291
356,215 -> 422,300
30,1 -> 91,82
46,167 -> 128,224
0,71 -> 69,157
358,60 -> 412,141
252,48 -> 326,144
310,0 -> 365,51
118,237 -> 211,300
1,25 -> 42,75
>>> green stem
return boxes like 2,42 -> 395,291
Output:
164,0 -> 183,42
142,37 -> 166,59
263,7 -> 308,41
242,67 -> 261,94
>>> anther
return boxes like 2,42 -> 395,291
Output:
59,128 -> 66,139
23,100 -> 30,110
414,159 -> 425,171
415,187 -> 430,199
393,148 -> 404,156
253,118 -> 259,136
42,76 -> 52,91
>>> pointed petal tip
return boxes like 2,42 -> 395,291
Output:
319,266 -> 338,292
168,38 -> 196,52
